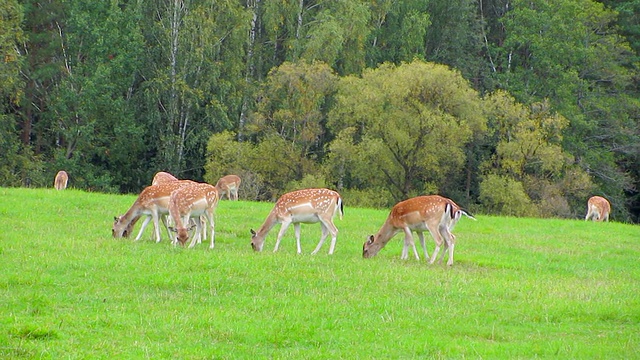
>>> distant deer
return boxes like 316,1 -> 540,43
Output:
54,171 -> 69,190
585,196 -> 611,222
215,175 -> 241,200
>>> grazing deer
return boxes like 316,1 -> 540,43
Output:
215,175 -> 241,200
112,180 -> 194,242
585,196 -> 611,222
152,171 -> 179,185
149,171 -> 180,240
54,171 -> 69,190
363,195 -> 475,266
167,182 -> 219,249
148,171 -> 207,242
250,188 -> 343,255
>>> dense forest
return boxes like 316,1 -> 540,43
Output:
1,0 -> 639,222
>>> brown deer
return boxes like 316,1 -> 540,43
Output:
585,196 -> 611,222
250,188 -> 343,255
152,171 -> 179,185
54,171 -> 69,190
215,175 -> 241,200
167,182 -> 219,249
363,195 -> 475,266
112,180 -> 194,243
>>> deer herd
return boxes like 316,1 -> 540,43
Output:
51,169 -> 613,266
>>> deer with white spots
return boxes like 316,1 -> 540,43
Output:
250,188 -> 343,255
54,171 -> 68,190
363,195 -> 475,266
585,196 -> 611,222
215,175 -> 241,200
112,180 -> 195,242
152,171 -> 179,185
167,182 -> 219,249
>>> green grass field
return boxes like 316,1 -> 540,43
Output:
1,187 -> 639,359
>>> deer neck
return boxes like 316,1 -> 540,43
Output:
255,210 -> 280,239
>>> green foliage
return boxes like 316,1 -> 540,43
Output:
338,187 -> 395,209
3,0 -> 640,220
284,174 -> 328,193
328,60 -> 486,201
0,0 -> 24,102
423,0 -> 484,81
204,131 -> 247,184
493,0 -> 639,218
0,0 -> 29,186
479,174 -> 538,217
366,0 -> 431,65
481,91 -> 593,217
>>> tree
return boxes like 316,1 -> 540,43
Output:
480,91 -> 593,217
424,0 -> 485,83
0,0 -> 32,186
247,61 -> 338,185
366,0 -> 431,66
138,0 -> 248,179
493,0 -> 639,219
327,60 -> 486,203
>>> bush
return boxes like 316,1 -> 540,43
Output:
339,187 -> 395,209
479,174 -> 539,217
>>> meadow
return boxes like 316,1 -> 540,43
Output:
1,187 -> 639,359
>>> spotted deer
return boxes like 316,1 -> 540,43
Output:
215,175 -> 241,201
152,171 -> 179,185
167,182 -> 219,249
112,180 -> 194,243
585,196 -> 611,222
250,188 -> 343,255
363,195 -> 475,266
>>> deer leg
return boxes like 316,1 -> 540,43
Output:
206,210 -> 215,249
161,214 -> 172,242
152,210 -> 162,243
192,216 -> 204,248
416,231 -> 429,260
328,234 -> 337,255
274,220 -> 292,252
315,217 -> 338,255
164,215 -> 178,244
438,224 -> 456,266
198,216 -> 206,244
183,215 -> 197,249
446,234 -> 456,266
311,223 -> 329,255
401,228 -> 418,260
294,223 -> 303,254
400,229 -> 409,259
428,228 -> 443,264
134,216 -> 152,241
327,221 -> 338,255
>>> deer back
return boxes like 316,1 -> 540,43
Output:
54,171 -> 68,190
274,188 -> 341,219
152,171 -> 179,185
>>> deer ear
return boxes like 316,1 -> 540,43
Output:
250,229 -> 256,236
187,224 -> 197,231
168,227 -> 177,233
366,235 -> 374,244
114,216 -> 119,221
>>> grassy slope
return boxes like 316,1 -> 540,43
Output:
1,187 -> 638,359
